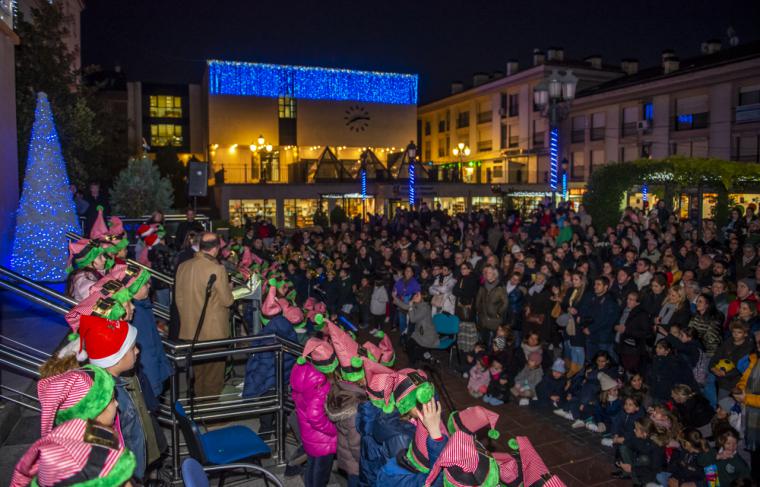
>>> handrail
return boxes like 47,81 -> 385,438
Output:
0,274 -> 298,481
202,463 -> 284,487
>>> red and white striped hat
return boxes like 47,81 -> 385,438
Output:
424,431 -> 499,487
516,436 -> 567,487
325,320 -> 364,382
11,418 -> 135,487
491,452 -> 519,484
362,357 -> 395,410
447,406 -> 500,440
37,365 -> 115,437
378,333 -> 395,366
361,340 -> 383,363
404,417 -> 449,473
64,292 -> 127,333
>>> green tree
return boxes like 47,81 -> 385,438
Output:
110,156 -> 174,217
15,2 -> 120,189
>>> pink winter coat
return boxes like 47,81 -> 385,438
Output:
291,362 -> 338,457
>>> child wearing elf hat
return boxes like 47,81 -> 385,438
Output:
78,315 -> 162,480
11,418 -> 136,487
357,369 -> 435,487
291,337 -> 338,487
376,399 -> 449,486
90,206 -> 128,259
423,431 -> 501,487
324,320 -> 365,383
66,239 -> 108,302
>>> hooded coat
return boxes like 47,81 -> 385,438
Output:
290,362 -> 338,457
324,380 -> 366,476
242,316 -> 297,398
356,402 -> 415,487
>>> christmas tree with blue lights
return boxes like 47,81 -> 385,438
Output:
11,92 -> 80,281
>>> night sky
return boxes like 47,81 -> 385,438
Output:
82,0 -> 760,104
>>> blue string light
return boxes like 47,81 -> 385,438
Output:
642,181 -> 648,204
408,162 -> 415,208
360,168 -> 367,200
11,93 -> 80,281
549,127 -> 559,191
562,173 -> 568,201
207,60 -> 418,105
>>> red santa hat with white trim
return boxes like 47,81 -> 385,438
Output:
10,418 -> 135,487
77,315 -> 138,368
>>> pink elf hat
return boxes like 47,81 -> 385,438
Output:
108,215 -> 124,238
67,239 -> 103,272
282,302 -> 305,329
10,418 -> 135,487
447,405 -> 500,440
361,340 -> 383,363
296,337 -> 338,374
491,452 -> 520,485
89,206 -> 109,241
404,416 -> 449,474
516,436 -> 566,487
378,333 -> 395,366
261,282 -> 282,317
362,357 -> 395,410
423,431 -> 500,487
325,320 -> 364,382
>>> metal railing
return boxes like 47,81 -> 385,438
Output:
0,274 -> 299,481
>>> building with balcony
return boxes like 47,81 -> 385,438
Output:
204,60 -> 419,227
417,48 -> 621,211
567,40 -> 760,211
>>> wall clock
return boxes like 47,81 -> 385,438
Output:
344,105 -> 370,132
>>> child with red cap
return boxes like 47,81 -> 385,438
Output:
78,315 -> 162,481
292,337 -> 338,487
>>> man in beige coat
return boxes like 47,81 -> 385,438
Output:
175,232 -> 234,398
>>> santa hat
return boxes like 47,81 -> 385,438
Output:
362,340 -> 383,363
362,358 -> 395,410
378,333 -> 395,367
89,206 -> 109,241
11,418 -> 135,487
404,418 -> 449,474
515,436 -> 566,487
393,369 -> 435,416
261,280 -> 283,317
447,406 -> 500,440
325,320 -> 364,382
66,239 -> 103,273
296,337 -> 338,374
37,365 -> 115,437
78,315 -> 138,368
424,431 -> 500,487
490,452 -> 520,485
136,223 -> 157,240
64,292 -> 127,333
144,233 -> 160,248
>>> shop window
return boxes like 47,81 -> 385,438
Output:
434,197 -> 466,214
284,199 -> 320,228
228,199 -> 277,228
278,96 -> 297,118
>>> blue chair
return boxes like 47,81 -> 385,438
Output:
182,458 -> 284,487
174,402 -> 271,484
433,313 -> 461,366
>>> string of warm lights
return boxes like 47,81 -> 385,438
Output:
207,60 -> 418,105
11,93 -> 80,281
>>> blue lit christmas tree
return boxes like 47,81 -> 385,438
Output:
11,92 -> 80,281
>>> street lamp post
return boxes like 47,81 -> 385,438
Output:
452,142 -> 471,182
533,70 -> 578,205
250,134 -> 273,184
406,141 -> 417,208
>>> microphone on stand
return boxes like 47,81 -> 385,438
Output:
206,273 -> 217,293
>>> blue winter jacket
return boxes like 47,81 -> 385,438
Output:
357,402 -> 415,487
132,298 -> 173,397
242,316 -> 298,398
586,293 -> 621,345
610,408 -> 644,438
375,436 -> 447,487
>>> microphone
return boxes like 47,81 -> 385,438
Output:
206,274 -> 217,293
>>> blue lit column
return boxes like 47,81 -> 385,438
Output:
360,158 -> 367,220
406,141 -> 417,209
549,128 -> 559,194
642,181 -> 648,208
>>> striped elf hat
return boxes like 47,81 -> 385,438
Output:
378,332 -> 396,367
89,207 -> 128,255
515,436 -> 566,487
66,239 -> 104,273
491,451 -> 520,485
110,262 -> 151,296
362,357 -> 395,411
297,337 -> 338,374
423,431 -> 500,487
447,406 -> 500,440
37,365 -> 115,437
325,320 -> 365,382
64,291 -> 127,333
361,340 -> 383,363
87,275 -> 132,306
402,417 -> 449,474
11,418 -> 135,487
392,369 -> 435,416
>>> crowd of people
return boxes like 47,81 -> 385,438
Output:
9,193 -> 760,487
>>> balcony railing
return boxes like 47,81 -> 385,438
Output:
477,112 -> 493,124
621,122 -> 638,137
533,132 -> 545,147
674,112 -> 709,131
571,129 -> 585,143
590,127 -> 605,141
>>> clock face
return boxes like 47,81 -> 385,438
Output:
344,105 -> 370,132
